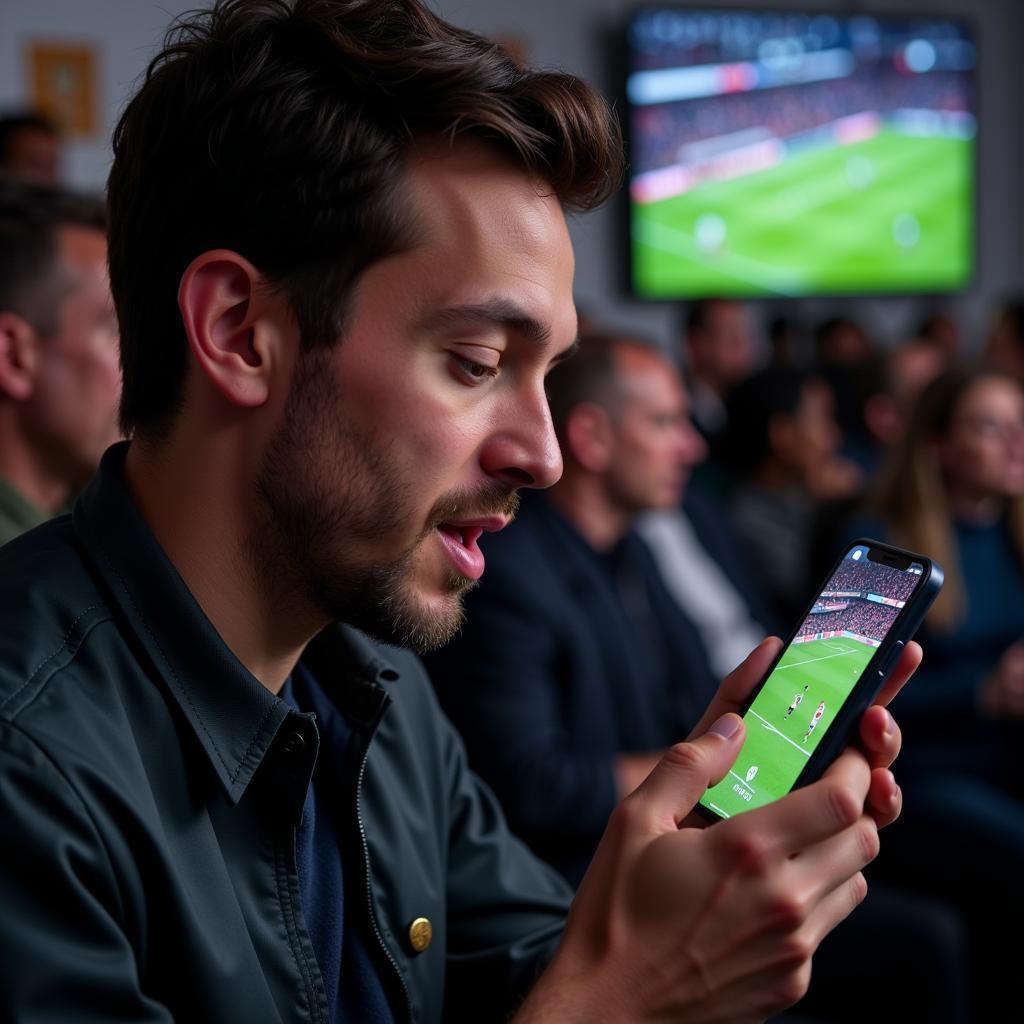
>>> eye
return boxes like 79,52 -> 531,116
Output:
452,354 -> 500,385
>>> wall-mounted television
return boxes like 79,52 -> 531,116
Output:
626,8 -> 977,299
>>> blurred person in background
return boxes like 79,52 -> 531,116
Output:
0,112 -> 60,185
767,312 -> 799,368
814,315 -> 873,371
723,366 -> 861,620
808,340 -> 946,584
849,368 -> 1024,1020
986,297 -> 1024,381
0,181 -> 120,545
915,309 -> 962,362
681,297 -> 759,442
840,341 -> 947,477
813,315 -> 875,472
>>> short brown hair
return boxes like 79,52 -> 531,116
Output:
0,179 -> 106,336
108,0 -> 623,440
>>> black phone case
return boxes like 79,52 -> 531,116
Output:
697,538 -> 944,824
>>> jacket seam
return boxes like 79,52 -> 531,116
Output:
232,702 -> 278,784
1,604 -> 106,717
0,719 -> 126,923
273,838 -> 325,1024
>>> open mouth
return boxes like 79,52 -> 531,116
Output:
433,518 -> 507,581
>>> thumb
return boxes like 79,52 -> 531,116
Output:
631,714 -> 746,829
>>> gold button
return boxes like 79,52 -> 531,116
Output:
408,917 -> 432,954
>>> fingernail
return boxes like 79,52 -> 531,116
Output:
884,710 -> 896,736
708,714 -> 741,740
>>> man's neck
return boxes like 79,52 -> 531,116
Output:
546,472 -> 632,553
124,437 -> 324,694
0,418 -> 71,514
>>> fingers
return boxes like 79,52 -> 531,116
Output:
874,640 -> 922,706
858,704 -> 901,770
804,870 -> 870,949
628,714 -> 746,830
713,752 -> 871,861
866,767 -> 902,828
687,637 -> 783,740
785,812 -> 879,907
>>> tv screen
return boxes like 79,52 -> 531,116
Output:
626,8 -> 976,299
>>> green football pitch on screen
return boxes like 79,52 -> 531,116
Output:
700,637 -> 876,820
631,130 -> 972,298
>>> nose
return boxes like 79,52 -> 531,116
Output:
679,420 -> 708,467
478,384 -> 563,490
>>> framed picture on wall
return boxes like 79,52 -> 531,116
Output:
28,42 -> 99,138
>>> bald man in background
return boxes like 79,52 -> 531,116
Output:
0,182 -> 120,544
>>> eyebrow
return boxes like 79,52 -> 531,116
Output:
421,298 -> 556,349
550,337 -> 580,367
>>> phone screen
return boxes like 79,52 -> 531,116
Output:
699,544 -> 925,820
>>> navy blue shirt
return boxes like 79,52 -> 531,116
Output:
282,663 -> 394,1024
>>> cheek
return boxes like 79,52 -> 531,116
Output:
947,438 -> 1002,488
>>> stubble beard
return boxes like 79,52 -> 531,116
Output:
251,349 -> 517,653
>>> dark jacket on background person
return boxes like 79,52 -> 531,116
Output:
0,444 -> 571,1024
424,492 -> 718,886
0,472 -> 47,546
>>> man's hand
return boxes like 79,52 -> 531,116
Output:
614,752 -> 664,800
516,637 -> 922,1023
685,635 -> 919,829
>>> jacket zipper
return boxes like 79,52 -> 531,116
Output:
354,700 -> 413,1022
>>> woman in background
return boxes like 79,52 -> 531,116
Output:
858,368 -> 1024,1020
872,369 -> 1024,737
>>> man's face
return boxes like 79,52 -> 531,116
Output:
775,380 -> 840,479
23,225 -> 121,487
603,352 -> 707,514
2,127 -> 59,185
254,144 -> 575,651
691,301 -> 756,392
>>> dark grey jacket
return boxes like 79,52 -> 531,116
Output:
0,444 -> 571,1023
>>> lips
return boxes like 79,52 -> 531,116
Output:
434,516 -> 509,580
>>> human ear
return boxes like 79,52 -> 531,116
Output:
177,250 -> 271,408
0,312 -> 39,402
566,402 -> 614,473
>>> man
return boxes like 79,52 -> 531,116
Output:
682,297 -> 759,442
0,180 -> 119,544
805,701 -> 828,743
426,336 -> 719,883
0,2 -> 915,1022
786,684 -> 810,720
0,112 -> 60,185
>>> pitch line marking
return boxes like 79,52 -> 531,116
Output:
748,710 -> 813,758
777,649 -> 860,670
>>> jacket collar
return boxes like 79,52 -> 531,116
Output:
73,443 -> 399,804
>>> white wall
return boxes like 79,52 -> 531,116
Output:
2,0 -> 1020,349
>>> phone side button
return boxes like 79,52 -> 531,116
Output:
879,640 -> 905,677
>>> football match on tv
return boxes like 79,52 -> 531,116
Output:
627,10 -> 976,298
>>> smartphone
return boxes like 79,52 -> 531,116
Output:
698,539 -> 943,822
